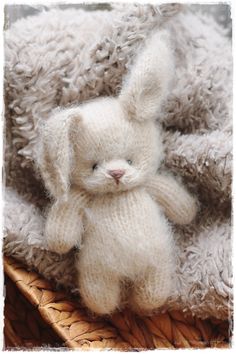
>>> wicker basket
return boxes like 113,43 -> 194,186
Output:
4,256 -> 231,350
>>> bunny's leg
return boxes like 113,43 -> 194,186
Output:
130,262 -> 173,314
78,267 -> 121,315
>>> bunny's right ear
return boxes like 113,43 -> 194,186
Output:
119,30 -> 174,122
37,107 -> 81,200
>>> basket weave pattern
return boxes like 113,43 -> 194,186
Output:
4,256 -> 231,349
4,275 -> 64,349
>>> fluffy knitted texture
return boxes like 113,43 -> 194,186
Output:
3,4 -> 232,319
35,29 -> 198,316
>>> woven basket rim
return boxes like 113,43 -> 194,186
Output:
4,256 -> 231,349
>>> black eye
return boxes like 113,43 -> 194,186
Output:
127,159 -> 132,165
92,163 -> 98,171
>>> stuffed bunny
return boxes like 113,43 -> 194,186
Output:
37,31 -> 197,315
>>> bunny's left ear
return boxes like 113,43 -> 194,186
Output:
119,30 -> 174,122
37,107 -> 82,200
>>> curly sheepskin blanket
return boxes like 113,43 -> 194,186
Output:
3,4 -> 232,320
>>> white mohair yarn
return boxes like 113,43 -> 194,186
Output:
36,30 -> 197,315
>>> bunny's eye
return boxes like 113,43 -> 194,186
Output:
127,159 -> 132,165
92,163 -> 98,171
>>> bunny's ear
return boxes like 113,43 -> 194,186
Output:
119,30 -> 174,122
37,108 -> 81,200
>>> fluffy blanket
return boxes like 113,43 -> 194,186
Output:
3,4 -> 232,320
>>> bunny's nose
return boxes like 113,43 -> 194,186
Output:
108,169 -> 125,181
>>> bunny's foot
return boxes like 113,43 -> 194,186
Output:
129,266 -> 172,314
79,270 -> 121,315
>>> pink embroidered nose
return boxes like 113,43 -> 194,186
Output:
108,169 -> 125,181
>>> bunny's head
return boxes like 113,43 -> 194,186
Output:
38,31 -> 174,198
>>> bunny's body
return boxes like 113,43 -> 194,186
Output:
82,188 -> 170,275
78,187 -> 172,314
38,31 -> 197,315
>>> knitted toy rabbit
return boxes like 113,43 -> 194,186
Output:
38,31 -> 197,315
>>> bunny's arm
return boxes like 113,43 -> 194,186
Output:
45,188 -> 88,254
146,174 -> 198,225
